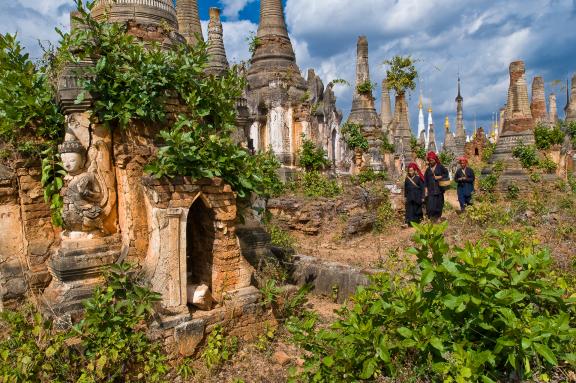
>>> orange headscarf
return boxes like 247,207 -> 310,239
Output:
426,151 -> 440,164
457,156 -> 468,166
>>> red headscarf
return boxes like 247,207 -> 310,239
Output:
457,156 -> 468,166
426,151 -> 441,164
407,162 -> 424,181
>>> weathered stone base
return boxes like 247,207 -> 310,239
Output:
42,234 -> 121,315
289,255 -> 380,303
154,286 -> 277,357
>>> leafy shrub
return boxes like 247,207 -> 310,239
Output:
535,123 -> 565,150
298,138 -> 329,172
0,263 -> 168,383
569,175 -> 576,193
300,171 -> 341,198
439,150 -> 455,165
201,326 -> 237,371
356,168 -> 387,184
512,143 -> 540,168
539,156 -> 558,174
506,184 -> 520,200
383,55 -> 418,95
288,223 -> 576,382
482,142 -> 496,162
479,161 -> 504,193
466,200 -> 511,225
267,224 -> 296,250
373,191 -> 396,232
380,134 -> 395,154
409,136 -> 426,160
341,122 -> 369,152
356,81 -> 376,96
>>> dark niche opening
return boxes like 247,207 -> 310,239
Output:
475,148 -> 479,156
331,129 -> 337,162
186,197 -> 215,290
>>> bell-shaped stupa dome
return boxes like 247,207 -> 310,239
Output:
91,0 -> 178,28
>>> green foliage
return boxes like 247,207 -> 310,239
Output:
145,117 -> 282,199
569,175 -> 576,193
380,134 -> 395,154
563,120 -> 576,148
288,223 -> 576,382
539,156 -> 558,174
246,31 -> 261,56
512,143 -> 541,168
466,200 -> 511,226
0,33 -> 65,152
356,81 -> 376,96
259,279 -> 283,306
41,147 -> 65,227
341,122 -> 369,152
409,136 -> 426,160
355,168 -> 387,184
176,358 -> 194,380
0,33 -> 65,226
506,184 -> 520,200
298,138 -> 329,172
535,123 -> 565,150
383,55 -> 418,95
330,78 -> 350,87
479,161 -> 503,193
267,224 -> 296,250
301,171 -> 341,198
0,305 -> 80,382
201,326 -> 238,371
373,193 -> 396,233
482,141 -> 496,162
439,150 -> 455,165
0,263 -> 168,383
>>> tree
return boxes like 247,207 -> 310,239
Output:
383,55 -> 418,96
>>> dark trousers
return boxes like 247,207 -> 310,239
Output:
426,193 -> 445,220
405,201 -> 423,224
457,188 -> 473,211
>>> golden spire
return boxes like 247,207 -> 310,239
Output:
444,116 -> 450,129
428,104 -> 432,113
418,95 -> 423,110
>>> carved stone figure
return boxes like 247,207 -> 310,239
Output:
59,139 -> 104,236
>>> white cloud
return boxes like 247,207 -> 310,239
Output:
218,0 -> 256,21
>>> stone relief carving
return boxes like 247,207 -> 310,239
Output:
58,116 -> 117,239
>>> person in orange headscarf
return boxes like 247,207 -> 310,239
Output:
404,162 -> 425,226
424,151 -> 449,222
455,156 -> 475,211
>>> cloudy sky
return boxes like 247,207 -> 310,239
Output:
2,0 -> 575,144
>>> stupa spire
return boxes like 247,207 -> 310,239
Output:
246,0 -> 305,91
380,79 -> 393,137
206,7 -> 229,76
177,0 -> 203,45
530,76 -> 547,124
454,75 -> 466,155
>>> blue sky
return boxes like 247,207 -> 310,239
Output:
2,0 -> 575,145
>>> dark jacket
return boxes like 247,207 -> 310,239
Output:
455,167 -> 475,196
404,175 -> 425,203
424,163 -> 449,195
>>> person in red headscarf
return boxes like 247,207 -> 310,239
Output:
404,162 -> 425,226
455,156 -> 475,211
424,151 -> 450,221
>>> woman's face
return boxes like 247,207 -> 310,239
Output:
427,158 -> 436,167
408,167 -> 415,177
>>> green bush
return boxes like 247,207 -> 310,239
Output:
380,134 -> 395,154
439,150 -> 455,165
512,143 -> 540,169
341,122 -> 368,152
298,138 -> 329,172
482,142 -> 496,162
201,326 -> 237,371
466,200 -> 511,225
287,223 -> 576,382
373,191 -> 396,232
356,168 -> 387,184
267,224 -> 296,250
300,171 -> 341,198
0,263 -> 168,383
409,136 -> 426,161
356,81 -> 376,95
535,123 -> 565,150
506,184 -> 520,200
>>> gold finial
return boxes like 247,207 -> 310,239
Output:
428,104 -> 432,113
444,116 -> 450,129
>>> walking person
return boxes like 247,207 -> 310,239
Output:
424,151 -> 449,222
455,156 -> 475,212
403,162 -> 425,228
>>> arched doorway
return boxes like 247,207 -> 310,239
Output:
186,197 -> 215,291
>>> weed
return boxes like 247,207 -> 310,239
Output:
201,326 -> 238,371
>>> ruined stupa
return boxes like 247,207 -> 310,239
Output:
346,36 -> 383,169
391,88 -> 412,166
549,93 -> 558,125
92,0 -> 178,28
565,74 -> 576,122
454,77 -> 466,156
206,7 -> 229,76
530,76 -> 548,125
245,0 -> 325,168
380,79 -> 394,141
483,60 -> 540,191
177,0 -> 203,45
443,116 -> 457,155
